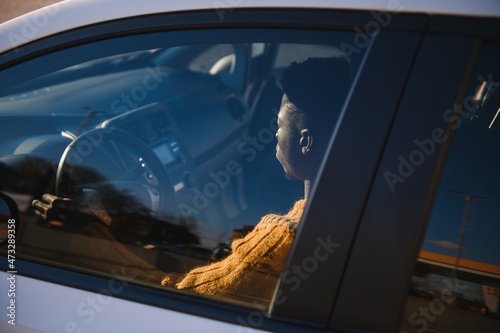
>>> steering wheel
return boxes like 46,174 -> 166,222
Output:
55,128 -> 177,222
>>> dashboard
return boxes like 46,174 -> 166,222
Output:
100,102 -> 197,205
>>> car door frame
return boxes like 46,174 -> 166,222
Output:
326,15 -> 500,333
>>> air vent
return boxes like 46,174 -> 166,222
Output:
148,111 -> 170,137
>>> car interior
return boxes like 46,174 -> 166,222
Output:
0,29 -> 360,293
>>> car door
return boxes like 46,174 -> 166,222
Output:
3,6 -> 497,333
393,18 -> 500,333
322,14 -> 500,333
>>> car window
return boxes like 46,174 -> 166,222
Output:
0,28 -> 366,311
400,42 -> 500,333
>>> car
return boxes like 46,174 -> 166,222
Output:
0,0 -> 500,332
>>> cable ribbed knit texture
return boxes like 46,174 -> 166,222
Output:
70,200 -> 306,305
162,199 -> 306,303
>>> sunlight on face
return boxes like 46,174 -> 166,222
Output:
275,94 -> 302,180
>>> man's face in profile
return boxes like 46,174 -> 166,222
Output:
276,94 -> 302,180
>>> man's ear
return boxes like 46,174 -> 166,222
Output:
300,129 -> 313,155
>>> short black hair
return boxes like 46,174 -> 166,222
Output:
279,57 -> 351,130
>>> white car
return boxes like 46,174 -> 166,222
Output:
1,0 -> 500,332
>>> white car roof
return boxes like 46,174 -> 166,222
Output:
1,0 -> 500,54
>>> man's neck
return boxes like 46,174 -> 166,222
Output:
304,180 -> 311,200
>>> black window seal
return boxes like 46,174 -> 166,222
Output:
0,8 -> 429,68
428,15 -> 500,37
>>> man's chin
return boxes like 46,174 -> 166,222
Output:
277,161 -> 296,180
284,170 -> 296,181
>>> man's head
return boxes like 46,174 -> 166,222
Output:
276,57 -> 350,182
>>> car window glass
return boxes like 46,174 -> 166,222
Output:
274,43 -> 346,69
0,28 -> 365,310
400,42 -> 500,333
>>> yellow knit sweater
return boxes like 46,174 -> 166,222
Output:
71,199 -> 306,305
162,199 -> 306,303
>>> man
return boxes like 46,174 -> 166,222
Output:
33,56 -> 350,304
161,57 -> 350,301
276,57 -> 350,200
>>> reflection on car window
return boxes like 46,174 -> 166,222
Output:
0,29 -> 364,309
187,44 -> 235,73
401,43 -> 500,333
274,43 -> 346,69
